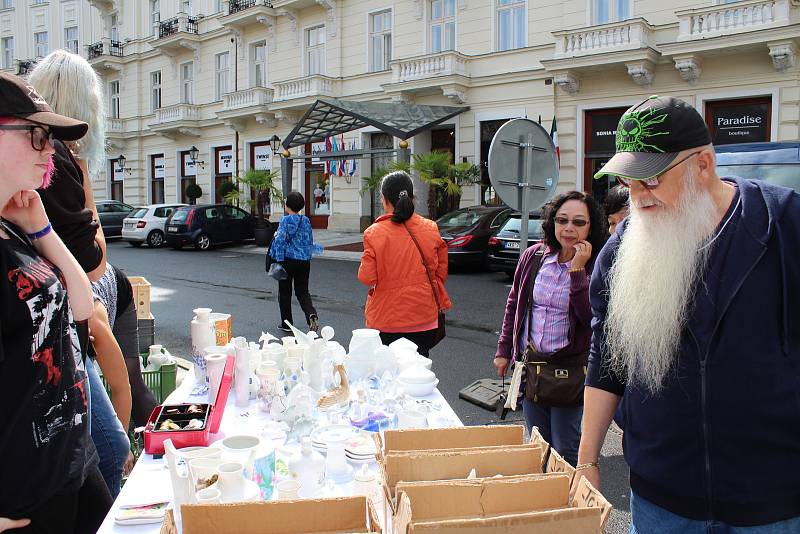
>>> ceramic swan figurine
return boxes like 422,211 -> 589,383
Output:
317,364 -> 350,408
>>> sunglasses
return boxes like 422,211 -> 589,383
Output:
0,124 -> 54,151
554,217 -> 589,227
616,151 -> 702,190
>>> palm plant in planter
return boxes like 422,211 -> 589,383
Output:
236,168 -> 283,247
219,180 -> 239,206
185,182 -> 202,205
360,160 -> 411,227
412,152 -> 481,220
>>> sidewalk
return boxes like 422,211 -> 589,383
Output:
231,229 -> 364,262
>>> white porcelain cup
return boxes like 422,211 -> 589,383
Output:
195,486 -> 221,504
276,479 -> 301,500
398,409 -> 428,429
281,336 -> 296,347
221,435 -> 262,479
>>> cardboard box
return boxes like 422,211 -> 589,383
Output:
128,276 -> 152,320
144,355 -> 234,455
160,496 -> 380,534
545,447 -> 577,483
375,426 -> 525,459
393,473 -> 611,534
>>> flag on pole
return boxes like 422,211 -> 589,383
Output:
338,134 -> 346,177
330,136 -> 339,176
324,137 -> 332,175
347,142 -> 357,176
550,117 -> 560,167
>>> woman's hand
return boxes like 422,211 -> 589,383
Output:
571,240 -> 592,271
0,517 -> 31,532
493,357 -> 509,377
2,190 -> 50,235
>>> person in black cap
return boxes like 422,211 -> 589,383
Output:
573,95 -> 800,531
602,184 -> 629,235
0,71 -> 112,533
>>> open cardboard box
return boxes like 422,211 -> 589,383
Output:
393,473 -> 611,534
374,426 -> 525,459
160,496 -> 381,534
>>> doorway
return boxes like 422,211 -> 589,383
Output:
583,107 -> 627,207
303,143 -> 328,229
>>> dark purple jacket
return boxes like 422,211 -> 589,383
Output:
495,243 -> 593,360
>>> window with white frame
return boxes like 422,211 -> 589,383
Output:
430,0 -> 455,53
64,26 -> 78,54
150,70 -> 161,112
215,52 -> 230,101
306,26 -> 325,75
181,61 -> 193,104
593,0 -> 631,24
180,0 -> 191,15
369,10 -> 392,72
150,0 -> 160,36
109,14 -> 119,42
1,37 -> 13,70
252,42 -> 266,87
496,0 -> 525,51
108,80 -> 120,119
2,0 -> 12,9
34,31 -> 48,58
215,0 -> 223,12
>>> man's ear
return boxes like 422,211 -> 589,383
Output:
696,147 -> 716,181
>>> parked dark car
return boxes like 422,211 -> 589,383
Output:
164,204 -> 256,250
715,141 -> 800,191
487,213 -> 544,276
96,200 -> 134,237
436,205 -> 512,269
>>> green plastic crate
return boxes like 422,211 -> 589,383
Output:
101,353 -> 177,404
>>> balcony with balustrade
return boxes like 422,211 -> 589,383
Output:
148,103 -> 202,137
382,51 -> 471,104
87,38 -> 124,73
216,86 -> 276,128
271,75 -> 340,109
150,13 -> 202,55
220,0 -> 276,30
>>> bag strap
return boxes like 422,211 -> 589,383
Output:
515,246 -> 546,361
403,221 -> 443,313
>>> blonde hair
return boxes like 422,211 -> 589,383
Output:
27,50 -> 106,178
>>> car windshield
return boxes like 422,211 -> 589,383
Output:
716,164 -> 800,191
130,208 -> 148,218
170,208 -> 191,223
501,217 -> 543,235
437,210 -> 484,228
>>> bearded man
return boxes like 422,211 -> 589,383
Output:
574,96 -> 800,532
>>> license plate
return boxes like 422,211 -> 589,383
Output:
505,241 -> 520,249
124,222 -> 134,228
168,226 -> 178,232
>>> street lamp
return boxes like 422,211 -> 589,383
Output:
270,134 -> 281,153
116,154 -> 132,174
188,145 -> 205,169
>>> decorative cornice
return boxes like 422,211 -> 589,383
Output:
274,110 -> 300,123
153,131 -> 176,140
674,54 -> 702,84
178,127 -> 201,137
553,72 -> 579,95
768,40 -> 797,72
224,118 -> 247,133
626,60 -> 655,87
277,9 -> 299,46
315,0 -> 337,38
228,28 -> 244,60
256,15 -> 278,52
255,112 -> 277,128
390,92 -> 415,104
178,40 -> 201,68
441,84 -> 468,104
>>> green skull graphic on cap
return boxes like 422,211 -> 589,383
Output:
616,107 -> 670,153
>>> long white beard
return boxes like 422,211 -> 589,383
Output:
605,170 -> 719,394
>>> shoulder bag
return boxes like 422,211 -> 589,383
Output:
403,222 -> 446,347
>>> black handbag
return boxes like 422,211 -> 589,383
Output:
403,222 -> 446,347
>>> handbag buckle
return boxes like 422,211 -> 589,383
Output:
555,368 -> 569,379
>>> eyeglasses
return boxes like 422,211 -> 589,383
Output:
616,151 -> 702,190
554,217 -> 589,227
0,124 -> 54,151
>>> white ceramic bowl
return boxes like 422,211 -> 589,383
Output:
398,367 -> 437,384
397,354 -> 433,371
398,378 -> 439,397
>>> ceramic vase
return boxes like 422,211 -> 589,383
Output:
217,462 -> 247,503
263,344 -> 287,370
190,308 -> 215,394
232,337 -> 251,407
281,336 -> 296,347
252,443 -> 276,500
164,440 -> 220,523
324,429 -> 353,483
303,338 -> 328,392
204,350 -> 228,403
289,437 -> 324,498
221,435 -> 262,480
283,356 -> 302,389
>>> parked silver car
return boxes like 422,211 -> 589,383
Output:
122,203 -> 188,248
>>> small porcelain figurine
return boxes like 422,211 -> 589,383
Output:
317,364 -> 350,409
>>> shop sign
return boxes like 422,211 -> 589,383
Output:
253,144 -> 273,170
153,156 -> 165,179
710,102 -> 769,144
587,111 -> 625,154
112,159 -> 124,182
183,156 -> 196,177
311,141 -> 326,163
218,149 -> 233,174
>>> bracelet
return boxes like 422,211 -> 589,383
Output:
26,223 -> 52,240
575,461 -> 599,471
568,267 -> 585,273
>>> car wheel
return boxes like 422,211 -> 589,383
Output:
194,233 -> 211,251
147,230 -> 165,248
128,241 -> 142,248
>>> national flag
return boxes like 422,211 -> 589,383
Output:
330,136 -> 339,175
324,137 -> 332,175
338,135 -> 346,177
550,117 -> 560,167
347,145 -> 357,176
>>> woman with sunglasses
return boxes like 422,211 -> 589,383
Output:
494,191 -> 607,466
0,72 -> 112,532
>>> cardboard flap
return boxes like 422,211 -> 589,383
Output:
180,497 -> 370,534
480,474 -> 570,513
407,507 -> 602,534
571,476 -> 613,529
529,426 -> 550,467
387,443 -> 540,458
545,447 -> 576,483
380,426 -> 524,454
209,356 -> 235,434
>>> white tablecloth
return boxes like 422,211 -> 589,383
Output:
97,374 -> 462,533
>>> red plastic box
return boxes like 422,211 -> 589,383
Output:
143,355 -> 234,455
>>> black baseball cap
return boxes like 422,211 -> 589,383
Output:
0,71 -> 88,140
594,95 -> 711,181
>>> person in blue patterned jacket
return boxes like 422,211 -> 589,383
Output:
269,191 -> 323,334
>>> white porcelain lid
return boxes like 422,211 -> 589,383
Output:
399,367 -> 436,384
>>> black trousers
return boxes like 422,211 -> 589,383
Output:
379,329 -> 438,358
278,258 -> 317,327
15,464 -> 112,534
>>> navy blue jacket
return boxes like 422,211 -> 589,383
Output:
587,177 -> 800,526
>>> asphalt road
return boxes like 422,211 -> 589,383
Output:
106,239 -> 631,532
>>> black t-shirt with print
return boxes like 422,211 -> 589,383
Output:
0,222 -> 93,517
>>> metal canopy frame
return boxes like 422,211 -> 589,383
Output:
281,98 -> 469,149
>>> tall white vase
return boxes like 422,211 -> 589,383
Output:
190,308 -> 216,394
204,351 -> 227,403
232,337 -> 251,407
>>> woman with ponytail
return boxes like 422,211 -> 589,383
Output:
358,171 -> 451,357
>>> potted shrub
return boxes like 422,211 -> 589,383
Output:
360,160 -> 410,229
236,168 -> 283,247
412,152 -> 480,220
185,182 -> 203,205
218,180 -> 239,205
